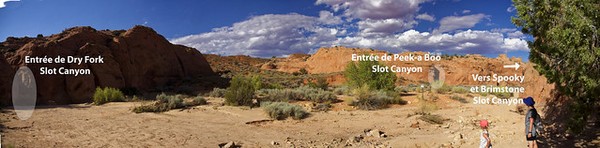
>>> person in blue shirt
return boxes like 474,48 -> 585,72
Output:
523,97 -> 540,148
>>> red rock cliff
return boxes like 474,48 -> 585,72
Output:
0,26 -> 215,104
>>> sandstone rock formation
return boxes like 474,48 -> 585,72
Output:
0,26 -> 214,105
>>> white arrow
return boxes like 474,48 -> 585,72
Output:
503,63 -> 520,70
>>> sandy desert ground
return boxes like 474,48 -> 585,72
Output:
0,93 -> 538,148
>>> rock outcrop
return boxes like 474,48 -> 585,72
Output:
0,26 -> 214,105
262,46 -> 554,101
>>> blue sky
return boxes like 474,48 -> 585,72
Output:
0,0 -> 531,60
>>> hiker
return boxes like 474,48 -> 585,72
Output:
479,120 -> 492,148
523,97 -> 540,148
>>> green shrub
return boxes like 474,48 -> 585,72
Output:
451,86 -> 469,94
132,93 -> 206,113
308,77 -> 329,90
344,60 -> 397,91
333,86 -> 349,95
450,95 -> 469,103
350,85 -> 403,110
298,68 -> 308,75
185,96 -> 208,106
157,94 -> 185,110
132,103 -> 159,113
262,102 -> 308,120
93,87 -> 125,105
434,84 -> 452,94
394,86 -> 410,93
256,89 -> 296,102
207,88 -> 227,97
225,76 -> 256,106
251,75 -> 264,90
419,114 -> 445,124
385,97 -> 408,105
257,86 -> 337,103
490,91 -> 512,99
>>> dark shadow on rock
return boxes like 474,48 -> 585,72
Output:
538,89 -> 600,147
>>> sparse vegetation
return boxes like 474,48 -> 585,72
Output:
251,75 -> 264,90
186,96 -> 208,106
207,88 -> 227,97
298,68 -> 308,75
451,86 -> 469,94
450,95 -> 469,103
132,93 -> 207,113
333,85 -> 349,95
93,87 -> 125,105
256,86 -> 337,103
308,77 -> 329,90
431,81 -> 452,94
262,102 -> 309,120
417,95 -> 438,114
133,93 -> 183,113
490,91 -> 512,99
419,114 -> 445,124
349,85 -> 406,110
345,60 -> 397,91
225,76 -> 256,106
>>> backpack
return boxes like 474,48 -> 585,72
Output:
529,109 -> 543,135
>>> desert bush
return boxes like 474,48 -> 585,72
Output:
157,94 -> 185,110
478,92 -> 489,96
257,86 -> 337,103
256,89 -> 297,102
207,88 -> 227,97
419,114 -> 445,124
262,102 -> 308,120
306,90 -> 336,103
417,94 -> 438,114
385,97 -> 408,105
450,95 -> 469,103
312,103 -> 331,112
434,84 -> 453,94
225,76 -> 256,106
394,86 -> 409,93
308,77 -> 329,90
93,87 -> 125,105
345,60 -> 396,91
490,91 -> 512,99
132,103 -> 157,113
185,96 -> 208,106
298,68 -> 308,75
451,86 -> 469,94
133,93 -> 207,113
251,75 -> 264,90
333,86 -> 349,95
350,85 -> 404,110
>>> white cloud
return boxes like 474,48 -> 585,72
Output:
506,6 -> 516,12
462,10 -> 471,14
316,0 -> 426,20
492,28 -> 525,38
435,13 -> 488,33
318,11 -> 343,25
333,29 -> 529,54
415,13 -> 435,22
170,3 -> 528,57
507,31 -> 524,38
170,14 -> 340,57
357,18 -> 416,36
0,0 -> 19,8
316,0 -> 427,34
